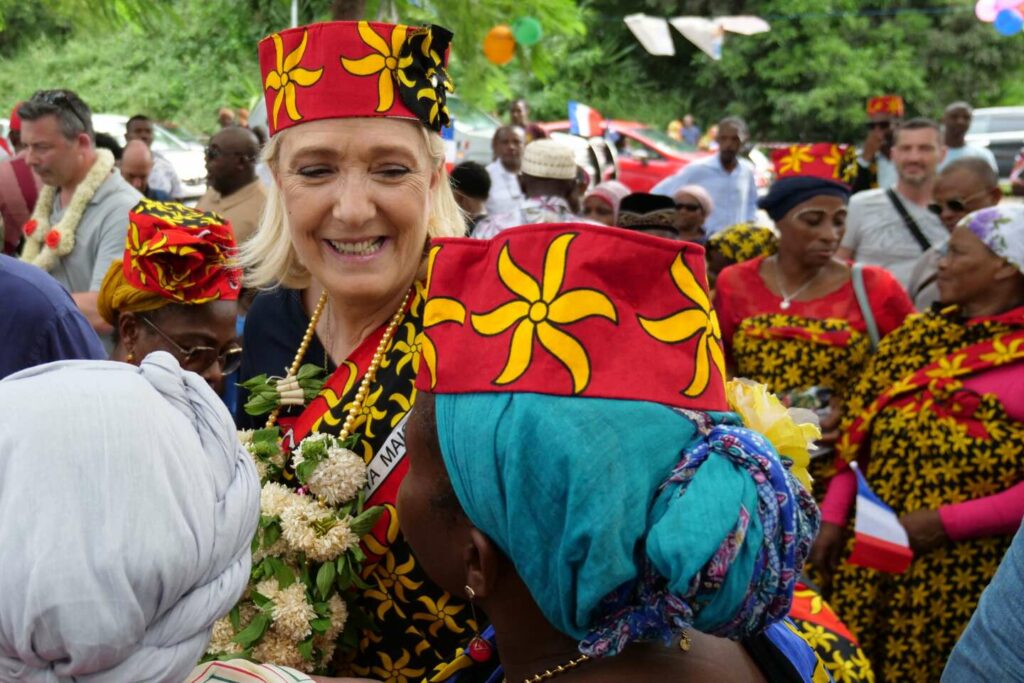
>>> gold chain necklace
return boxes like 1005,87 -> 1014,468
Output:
501,654 -> 591,683
503,631 -> 689,682
524,653 -> 590,682
264,287 -> 412,431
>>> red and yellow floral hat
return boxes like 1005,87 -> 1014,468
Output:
866,95 -> 904,118
258,21 -> 454,136
770,143 -> 854,184
415,223 -> 728,410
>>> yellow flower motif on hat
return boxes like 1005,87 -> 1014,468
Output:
638,254 -> 725,398
778,145 -> 815,175
471,233 -> 617,394
419,245 -> 467,389
264,30 -> 325,129
341,22 -> 415,114
824,145 -> 843,179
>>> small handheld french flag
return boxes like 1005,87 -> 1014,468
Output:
848,463 -> 914,573
568,100 -> 603,137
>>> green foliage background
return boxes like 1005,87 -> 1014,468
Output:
525,0 -> 1024,142
0,0 -> 1020,142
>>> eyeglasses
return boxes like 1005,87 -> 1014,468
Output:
927,190 -> 990,216
865,121 -> 892,130
36,90 -> 88,131
205,146 -> 230,160
139,315 -> 243,375
675,202 -> 704,212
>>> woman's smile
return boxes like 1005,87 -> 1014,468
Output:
324,236 -> 390,260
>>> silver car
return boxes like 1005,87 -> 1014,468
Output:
966,106 -> 1024,178
91,113 -> 207,200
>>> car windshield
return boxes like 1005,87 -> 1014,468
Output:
151,125 -> 191,152
160,122 -> 203,146
447,97 -> 500,131
968,112 -> 1024,135
631,126 -> 696,153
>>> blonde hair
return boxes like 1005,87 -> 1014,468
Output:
240,122 -> 464,290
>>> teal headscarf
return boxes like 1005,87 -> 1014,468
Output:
434,392 -> 818,656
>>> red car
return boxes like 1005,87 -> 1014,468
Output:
540,119 -> 711,192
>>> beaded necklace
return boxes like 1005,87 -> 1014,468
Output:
521,653 -> 590,682
265,286 -> 412,433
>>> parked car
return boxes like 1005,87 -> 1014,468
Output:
965,106 -> 1024,178
541,119 -> 711,192
92,113 -> 207,200
446,96 -> 501,166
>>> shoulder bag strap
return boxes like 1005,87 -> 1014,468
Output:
885,188 -> 931,252
851,263 -> 880,350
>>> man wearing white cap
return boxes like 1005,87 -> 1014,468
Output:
474,139 -> 585,239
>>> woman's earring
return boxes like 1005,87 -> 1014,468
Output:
126,349 -> 135,362
464,585 -> 493,663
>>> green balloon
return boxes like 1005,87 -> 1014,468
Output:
512,16 -> 543,46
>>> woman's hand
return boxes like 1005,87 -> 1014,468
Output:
808,522 -> 845,591
900,509 -> 948,556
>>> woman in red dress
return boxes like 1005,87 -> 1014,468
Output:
714,145 -> 913,477
714,145 -> 914,683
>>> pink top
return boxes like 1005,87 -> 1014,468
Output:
822,362 -> 1024,540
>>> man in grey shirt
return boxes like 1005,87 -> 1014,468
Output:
18,90 -> 141,337
837,118 -> 948,289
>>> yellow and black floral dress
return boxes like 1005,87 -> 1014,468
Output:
831,305 -> 1024,682
714,256 -> 914,485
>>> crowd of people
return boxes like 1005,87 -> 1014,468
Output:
0,16 -> 1022,683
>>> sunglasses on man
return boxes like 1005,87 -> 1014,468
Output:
204,145 -> 255,162
675,202 -> 704,212
927,190 -> 991,216
865,120 -> 892,130
36,90 -> 89,130
139,315 -> 243,375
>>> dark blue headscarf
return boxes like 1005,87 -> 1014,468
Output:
757,176 -> 850,222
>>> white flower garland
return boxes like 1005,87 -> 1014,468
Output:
20,148 -> 115,272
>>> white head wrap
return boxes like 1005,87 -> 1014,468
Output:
960,205 -> 1024,274
0,352 -> 259,682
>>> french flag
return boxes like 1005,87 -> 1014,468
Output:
568,100 -> 603,137
848,463 -> 914,573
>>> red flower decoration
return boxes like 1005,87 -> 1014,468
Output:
45,229 -> 61,249
23,219 -> 37,237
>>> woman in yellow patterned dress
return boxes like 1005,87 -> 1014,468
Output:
235,21 -> 474,682
817,205 -> 1024,682
713,145 -> 913,486
705,221 -> 778,289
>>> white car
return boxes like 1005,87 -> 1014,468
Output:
92,113 -> 207,201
